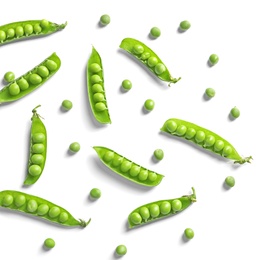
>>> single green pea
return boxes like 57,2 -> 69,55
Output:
24,24 -> 33,35
34,23 -> 42,33
205,88 -> 215,98
59,212 -> 69,223
6,28 -> 15,38
144,99 -> 155,111
214,140 -> 225,152
44,238 -> 55,249
89,63 -> 102,73
91,74 -> 102,83
14,195 -> 26,207
140,52 -> 151,60
45,60 -> 58,71
0,30 -> 6,41
49,206 -> 60,218
37,204 -> 49,215
154,63 -> 166,75
175,125 -> 187,136
112,155 -> 123,167
209,54 -> 219,65
133,44 -> 144,55
120,161 -> 132,173
115,245 -> 127,256
29,165 -> 42,176
4,71 -> 15,83
148,171 -> 157,182
29,74 -> 42,85
138,169 -> 148,181
32,143 -> 45,153
230,107 -> 240,118
147,56 -> 158,67
122,79 -> 132,90
69,142 -> 80,153
31,154 -> 44,165
93,93 -> 105,102
195,130 -> 206,143
139,207 -> 150,221
100,14 -> 111,25
179,20 -> 191,30
150,27 -> 161,38
15,26 -> 24,37
204,135 -> 215,147
9,83 -> 20,96
40,19 -> 49,28
32,133 -> 45,143
17,78 -> 29,90
92,84 -> 103,93
129,165 -> 140,177
27,199 -> 38,213
184,228 -> 194,239
225,176 -> 235,187
103,151 -> 114,162
90,188 -> 101,199
166,120 -> 177,133
154,149 -> 164,161
172,199 -> 182,212
37,66 -> 49,78
130,212 -> 142,224
62,100 -> 73,111
223,145 -> 233,157
95,102 -> 107,111
185,128 -> 196,139
160,201 -> 171,215
149,204 -> 160,218
2,194 -> 13,206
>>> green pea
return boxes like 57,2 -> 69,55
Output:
223,145 -> 233,157
185,128 -> 196,139
92,84 -> 103,93
69,142 -> 80,153
112,156 -> 123,167
29,74 -> 42,85
27,199 -> 38,212
150,27 -> 161,38
37,66 -> 49,78
32,143 -> 45,153
40,19 -> 49,28
160,201 -> 171,215
130,212 -> 142,224
103,151 -> 114,162
100,14 -> 110,25
24,24 -> 33,35
44,238 -> 55,249
166,120 -> 177,133
45,60 -> 58,71
141,52 -> 151,60
147,57 -> 158,67
17,78 -> 29,90
90,188 -> 101,199
179,20 -> 191,31
204,135 -> 215,147
154,149 -> 164,161
0,30 -> 6,41
37,204 -> 49,215
195,130 -> 206,143
138,169 -> 148,181
133,44 -> 144,55
14,195 -> 26,207
139,207 -> 150,221
122,79 -> 132,90
4,72 -> 15,83
205,88 -> 215,98
171,199 -> 182,212
144,99 -> 155,111
148,171 -> 157,182
95,102 -> 107,111
93,93 -> 105,102
15,26 -> 24,37
184,228 -> 194,239
115,245 -> 127,256
62,100 -> 73,111
89,63 -> 102,73
149,204 -> 160,218
230,107 -> 240,118
154,63 -> 166,75
209,54 -> 219,65
175,125 -> 187,136
29,165 -> 42,176
31,154 -> 44,165
49,206 -> 60,218
6,28 -> 15,38
34,23 -> 42,33
32,133 -> 45,143
225,176 -> 235,187
129,165 -> 140,177
120,161 -> 132,173
2,194 -> 13,206
91,75 -> 102,84
9,83 -> 20,96
59,212 -> 69,223
214,140 -> 225,152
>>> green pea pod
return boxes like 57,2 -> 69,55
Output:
87,46 -> 111,124
0,52 -> 61,104
0,19 -> 67,46
0,190 -> 91,228
24,105 -> 47,186
119,38 -> 181,86
93,146 -> 164,186
128,187 -> 196,228
160,118 -> 252,164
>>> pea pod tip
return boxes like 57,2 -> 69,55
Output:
79,218 -> 91,227
234,156 -> 253,164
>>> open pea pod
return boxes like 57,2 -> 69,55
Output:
120,38 -> 180,86
160,118 -> 252,164
0,52 -> 61,104
0,19 -> 67,46
128,187 -> 196,228
0,190 -> 90,228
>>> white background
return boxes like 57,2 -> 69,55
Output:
0,0 -> 269,259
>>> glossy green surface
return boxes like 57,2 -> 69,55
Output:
44,238 -> 55,249
128,188 -> 196,228
150,27 -> 161,38
87,46 -> 111,124
179,20 -> 191,30
69,142 -> 80,153
4,71 -> 15,83
225,176 -> 235,187
24,106 -> 47,186
121,79 -> 132,90
120,38 -> 181,86
154,149 -> 164,160
184,228 -> 194,239
160,118 -> 252,164
144,99 -> 155,111
90,188 -> 101,199
0,190 -> 90,227
62,100 -> 73,110
205,88 -> 215,98
0,19 -> 67,46
0,53 -> 61,104
115,245 -> 127,256
209,54 -> 219,65
93,146 -> 164,187
100,14 -> 110,25
230,107 -> 240,118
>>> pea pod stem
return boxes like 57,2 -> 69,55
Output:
234,156 -> 253,164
